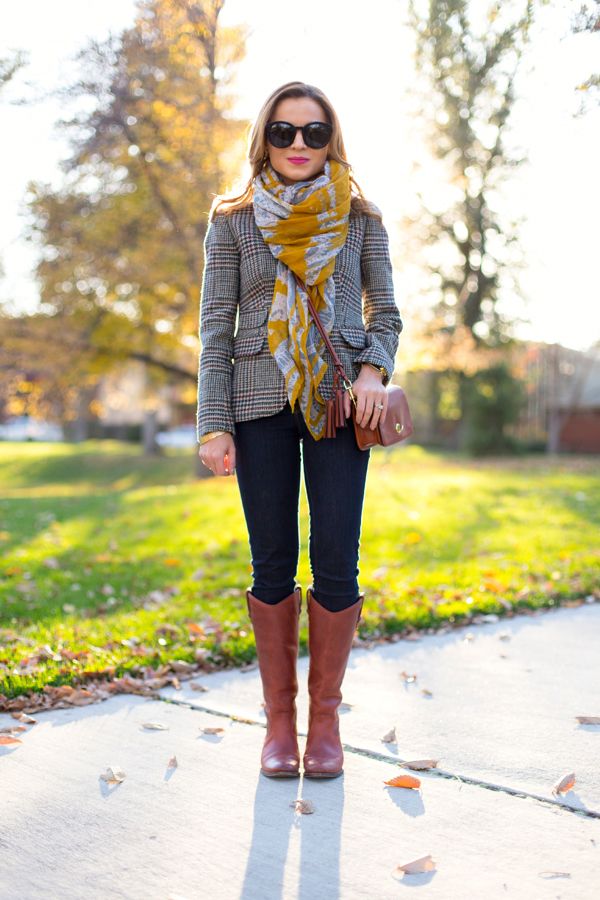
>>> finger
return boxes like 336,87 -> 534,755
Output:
360,397 -> 375,429
369,397 -> 386,429
355,393 -> 367,427
226,447 -> 237,473
343,391 -> 352,419
369,406 -> 382,430
380,394 -> 388,426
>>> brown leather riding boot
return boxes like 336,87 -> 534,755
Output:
303,587 -> 364,778
246,586 -> 302,777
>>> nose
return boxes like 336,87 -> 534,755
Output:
291,127 -> 308,151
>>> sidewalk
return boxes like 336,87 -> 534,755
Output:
1,603 -> 599,899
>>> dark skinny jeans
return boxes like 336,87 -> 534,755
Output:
233,401 -> 371,612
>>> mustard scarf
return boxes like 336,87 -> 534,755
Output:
252,158 -> 351,440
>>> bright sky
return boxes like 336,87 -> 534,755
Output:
1,0 -> 599,351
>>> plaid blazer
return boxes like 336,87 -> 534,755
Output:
196,203 -> 403,440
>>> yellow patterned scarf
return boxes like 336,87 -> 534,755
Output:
252,158 -> 351,440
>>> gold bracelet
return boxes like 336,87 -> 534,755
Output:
198,430 -> 228,446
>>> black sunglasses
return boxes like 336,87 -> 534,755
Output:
265,120 -> 332,150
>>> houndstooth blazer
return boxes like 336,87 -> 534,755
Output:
196,202 -> 403,440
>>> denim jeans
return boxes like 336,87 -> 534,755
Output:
233,401 -> 371,612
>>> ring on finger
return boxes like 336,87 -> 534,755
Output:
375,402 -> 384,410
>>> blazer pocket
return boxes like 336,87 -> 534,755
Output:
233,307 -> 269,357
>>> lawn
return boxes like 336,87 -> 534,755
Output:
1,440 -> 598,705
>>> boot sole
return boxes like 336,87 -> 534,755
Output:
260,769 -> 300,778
303,769 -> 343,779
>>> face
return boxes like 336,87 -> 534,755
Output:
265,96 -> 331,185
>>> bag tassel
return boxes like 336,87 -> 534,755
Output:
324,371 -> 348,438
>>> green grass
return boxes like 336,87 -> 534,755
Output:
1,440 -> 598,701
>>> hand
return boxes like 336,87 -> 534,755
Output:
198,433 -> 236,476
342,365 -> 387,430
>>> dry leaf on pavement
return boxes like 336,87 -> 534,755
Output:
381,727 -> 397,743
189,682 -> 208,692
384,774 -> 421,789
576,716 -> 600,725
403,759 -> 438,770
0,735 -> 22,745
394,854 -> 436,875
290,799 -> 315,815
100,766 -> 126,784
552,772 -> 576,795
167,756 -> 178,769
201,726 -> 224,735
141,722 -> 169,731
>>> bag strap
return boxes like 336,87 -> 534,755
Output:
292,273 -> 356,437
292,273 -> 354,395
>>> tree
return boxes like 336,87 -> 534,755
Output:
0,50 -> 27,92
571,1 -> 600,114
402,0 -> 547,354
2,0 -> 248,439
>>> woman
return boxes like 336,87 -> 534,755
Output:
197,81 -> 402,779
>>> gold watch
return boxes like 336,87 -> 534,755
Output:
363,363 -> 387,380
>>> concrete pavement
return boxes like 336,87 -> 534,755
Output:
1,603 -> 599,899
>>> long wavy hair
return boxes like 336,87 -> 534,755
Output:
209,81 -> 382,223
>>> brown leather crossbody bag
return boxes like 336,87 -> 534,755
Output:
293,274 -> 413,450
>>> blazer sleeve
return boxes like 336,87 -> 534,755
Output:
196,212 -> 239,440
354,204 -> 403,384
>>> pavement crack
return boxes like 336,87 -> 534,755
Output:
156,693 -> 600,821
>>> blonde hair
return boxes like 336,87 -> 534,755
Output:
209,81 -> 382,223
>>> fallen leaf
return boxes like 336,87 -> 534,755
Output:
201,726 -> 224,735
576,716 -> 600,725
187,623 -> 205,635
155,623 -> 180,637
0,735 -> 22,745
394,854 -> 435,875
290,798 -> 315,814
142,722 -> 169,731
384,774 -> 421,789
403,759 -> 438,771
167,755 -> 178,769
421,688 -> 433,697
552,772 -> 576,795
381,727 -> 397,743
189,682 -> 209,692
100,766 -> 126,784
399,670 -> 417,683
538,871 -> 571,879
0,725 -> 27,734
170,660 -> 196,673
